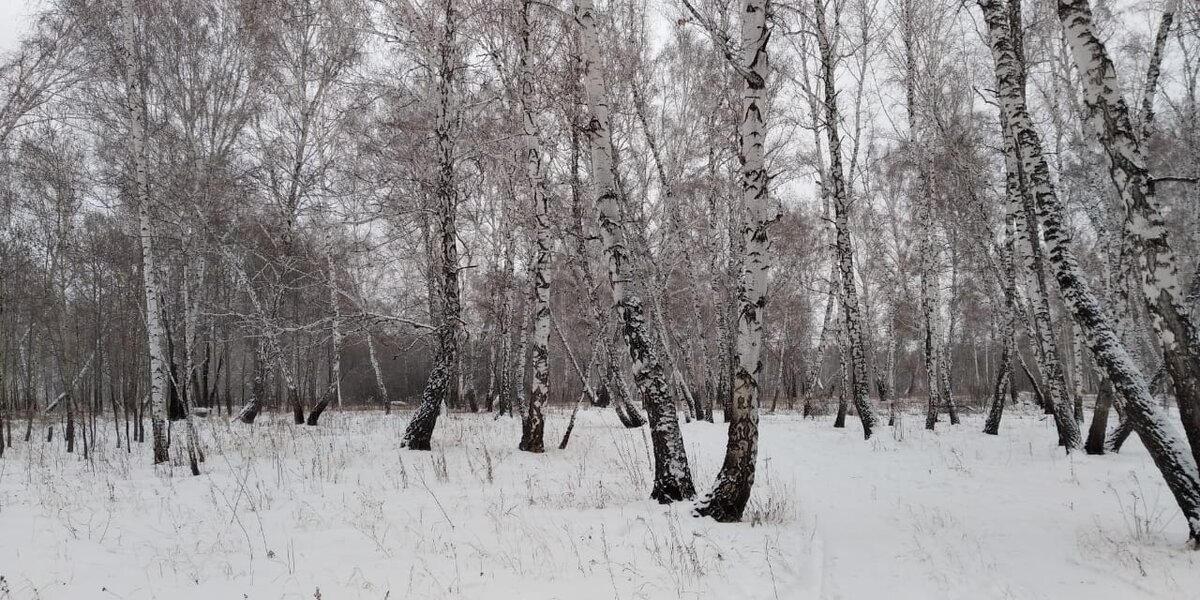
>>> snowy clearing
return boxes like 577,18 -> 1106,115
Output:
1,408 -> 1199,599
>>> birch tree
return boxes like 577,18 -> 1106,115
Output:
1054,0 -> 1200,467
120,0 -> 169,464
978,0 -> 1200,543
402,0 -> 463,451
576,0 -> 695,503
814,0 -> 875,438
679,0 -> 773,520
516,0 -> 552,454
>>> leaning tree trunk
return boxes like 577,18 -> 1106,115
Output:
576,0 -> 694,503
554,313 -> 601,450
121,0 -> 168,465
632,73 -> 707,423
802,262 -> 838,418
985,194 -> 1021,435
517,0 -> 551,453
366,331 -> 390,411
1055,0 -> 1200,469
816,0 -> 874,439
403,0 -> 460,450
941,268 -> 961,425
979,0 -> 1200,542
307,245 -> 343,427
235,338 -> 269,424
984,332 -> 1014,436
1109,366 -> 1167,452
1084,379 -> 1114,455
305,382 -> 338,426
1017,173 -> 1079,447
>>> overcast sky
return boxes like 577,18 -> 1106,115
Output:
0,0 -> 42,53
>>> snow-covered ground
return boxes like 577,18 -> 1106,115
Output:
1,406 -> 1198,599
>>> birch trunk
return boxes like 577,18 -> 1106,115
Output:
985,199 -> 1021,435
306,244 -> 342,426
979,0 -> 1200,542
576,0 -> 694,503
1071,321 -> 1086,424
1019,176 -> 1079,445
180,259 -> 203,473
496,252 -> 515,416
816,0 -> 875,439
691,0 -> 772,521
121,0 -> 168,464
403,0 -> 460,450
518,0 -> 551,453
235,337 -> 269,424
803,264 -> 837,417
366,331 -> 389,410
554,313 -> 599,449
985,329 -> 1015,435
834,315 -> 850,428
1085,379 -> 1114,454
631,73 -> 706,422
921,209 -> 940,431
1055,0 -> 1200,468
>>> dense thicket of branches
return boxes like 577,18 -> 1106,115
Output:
0,0 -> 1198,528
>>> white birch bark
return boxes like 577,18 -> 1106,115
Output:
576,0 -> 694,502
305,240 -> 342,425
680,0 -> 773,520
979,0 -> 1200,542
366,331 -> 389,408
404,0 -> 461,449
518,0 -> 551,453
1055,0 -> 1200,467
329,251 -> 342,409
121,0 -> 168,464
815,0 -> 876,438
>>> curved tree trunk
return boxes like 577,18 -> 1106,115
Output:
305,381 -> 338,426
683,0 -> 772,522
984,336 -> 1013,435
985,184 -> 1021,435
576,0 -> 694,503
366,331 -> 389,411
403,0 -> 460,450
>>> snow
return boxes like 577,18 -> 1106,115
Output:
2,407 -> 1200,599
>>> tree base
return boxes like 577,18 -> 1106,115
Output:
650,476 -> 696,504
519,412 -> 545,453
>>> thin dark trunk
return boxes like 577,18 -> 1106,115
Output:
1085,379 -> 1114,454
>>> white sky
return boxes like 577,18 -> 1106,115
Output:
0,0 -> 42,53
